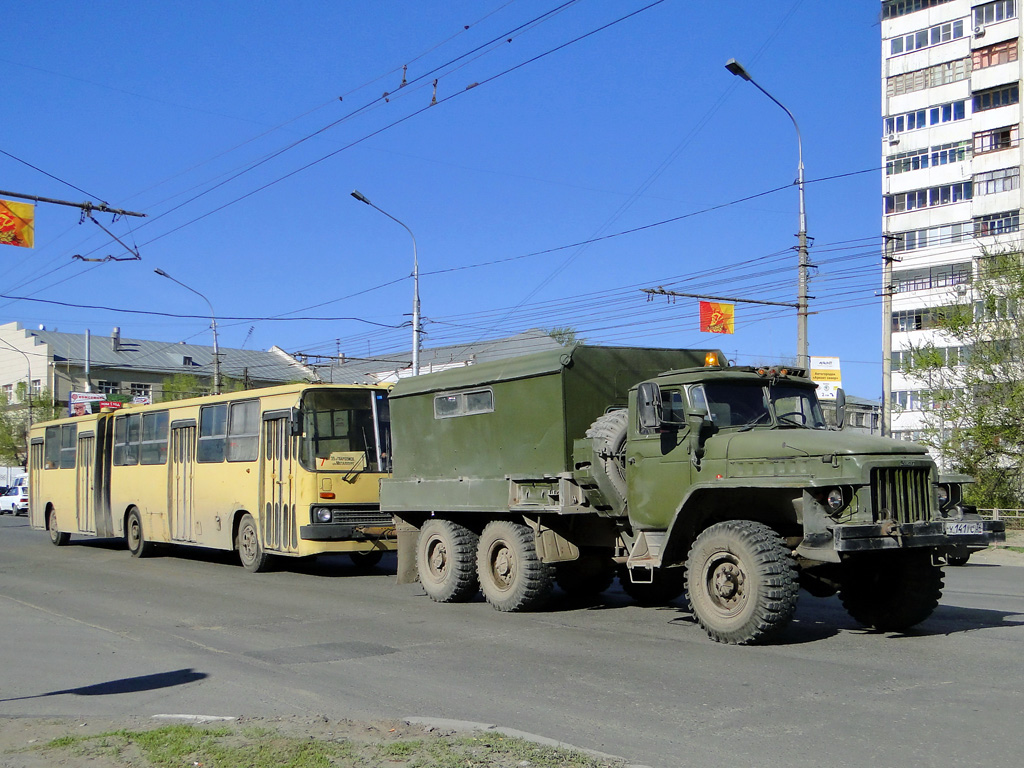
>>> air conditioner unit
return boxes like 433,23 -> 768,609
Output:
888,133 -> 900,145
974,24 -> 985,37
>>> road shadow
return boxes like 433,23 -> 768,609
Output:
0,668 -> 207,703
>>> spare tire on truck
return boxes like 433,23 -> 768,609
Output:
585,409 -> 629,511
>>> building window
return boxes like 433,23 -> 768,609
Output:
885,181 -> 972,214
889,18 -> 964,55
893,262 -> 972,293
97,380 -> 119,395
30,380 -> 41,397
885,100 -> 966,136
886,58 -> 970,97
892,222 -> 972,253
883,0 -> 953,20
974,210 -> 1021,236
974,1 -> 1017,26
892,346 -> 967,371
973,84 -> 1019,112
973,39 -> 1019,70
974,167 -> 1020,195
129,383 -> 152,398
2,384 -> 12,404
974,125 -> 1018,154
885,141 -> 971,176
891,307 -> 964,332
182,356 -> 194,366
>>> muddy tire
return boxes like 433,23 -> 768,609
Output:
477,520 -> 554,612
946,554 -> 970,567
585,410 -> 629,508
618,565 -> 688,605
556,549 -> 616,597
839,551 -> 943,631
417,519 -> 479,603
126,507 -> 154,558
237,513 -> 270,573
686,520 -> 799,645
48,509 -> 70,547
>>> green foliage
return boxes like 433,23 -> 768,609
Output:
902,248 -> 1024,507
37,723 -> 624,768
547,326 -> 584,347
0,388 -> 61,467
158,373 -> 210,401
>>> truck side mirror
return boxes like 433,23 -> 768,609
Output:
289,408 -> 303,436
636,382 -> 663,430
835,389 -> 846,430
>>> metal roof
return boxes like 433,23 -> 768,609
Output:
24,326 -> 314,383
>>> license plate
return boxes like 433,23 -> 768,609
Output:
945,521 -> 984,535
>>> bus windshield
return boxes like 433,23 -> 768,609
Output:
688,381 -> 826,430
299,389 -> 391,472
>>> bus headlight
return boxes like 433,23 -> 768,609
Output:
315,507 -> 333,523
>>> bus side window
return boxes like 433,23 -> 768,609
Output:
114,414 -> 141,466
227,401 -> 259,462
140,411 -> 169,465
198,404 -> 227,463
59,424 -> 78,469
44,426 -> 60,469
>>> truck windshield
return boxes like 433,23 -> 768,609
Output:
299,389 -> 391,472
688,381 -> 826,430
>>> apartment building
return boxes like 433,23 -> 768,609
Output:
882,0 -> 1022,448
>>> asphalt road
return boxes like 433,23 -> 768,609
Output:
2,514 -> 1023,768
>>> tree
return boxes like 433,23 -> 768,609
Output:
902,249 -> 1024,507
0,388 -> 62,467
546,326 -> 584,347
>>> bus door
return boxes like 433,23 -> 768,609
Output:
28,440 -> 43,528
261,412 -> 298,553
75,432 -> 96,534
169,421 -> 197,542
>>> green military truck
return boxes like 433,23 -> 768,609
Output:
381,345 -> 1004,644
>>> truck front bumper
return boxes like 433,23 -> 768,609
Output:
834,519 -> 1005,553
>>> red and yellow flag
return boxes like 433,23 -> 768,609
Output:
0,200 -> 34,248
699,301 -> 734,334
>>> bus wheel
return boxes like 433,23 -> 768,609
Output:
477,520 -> 554,612
48,509 -> 70,547
237,513 -> 270,573
126,508 -> 154,558
417,519 -> 479,603
349,550 -> 383,570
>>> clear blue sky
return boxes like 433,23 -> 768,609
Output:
3,1 -> 886,395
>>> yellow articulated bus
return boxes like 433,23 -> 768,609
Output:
28,383 -> 395,571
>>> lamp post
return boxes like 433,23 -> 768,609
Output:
725,58 -> 810,370
350,189 -> 421,376
154,268 -> 221,394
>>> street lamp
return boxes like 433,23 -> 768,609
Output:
726,58 -> 810,370
350,189 -> 421,376
154,268 -> 222,394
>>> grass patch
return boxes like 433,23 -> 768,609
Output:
36,722 -> 625,768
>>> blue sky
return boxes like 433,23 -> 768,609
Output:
3,1 -> 886,395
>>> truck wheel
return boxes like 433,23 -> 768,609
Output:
556,549 -> 616,597
839,551 -> 943,631
237,513 -> 271,573
126,507 -> 154,558
686,520 -> 799,645
586,410 -> 629,507
48,509 -> 70,546
618,565 -> 688,605
477,521 -> 554,612
417,519 -> 479,603
946,554 -> 970,566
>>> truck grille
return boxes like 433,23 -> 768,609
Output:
871,467 -> 932,524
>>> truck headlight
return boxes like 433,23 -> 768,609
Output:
825,488 -> 845,512
315,507 -> 333,523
